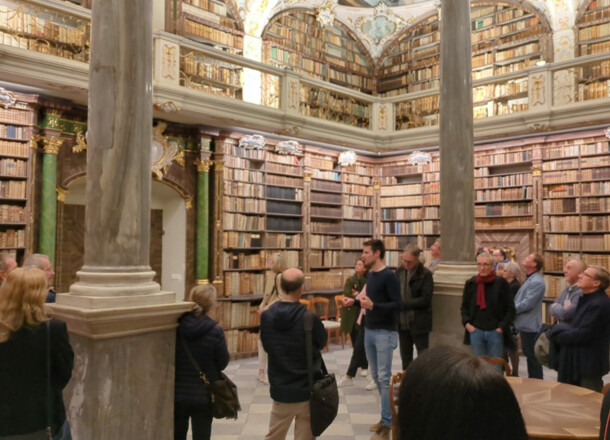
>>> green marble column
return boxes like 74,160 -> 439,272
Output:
196,160 -> 213,283
39,138 -> 62,263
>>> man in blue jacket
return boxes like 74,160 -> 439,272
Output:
550,265 -> 610,392
261,268 -> 327,440
514,253 -> 546,379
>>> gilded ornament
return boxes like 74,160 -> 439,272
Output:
185,197 -> 194,210
72,130 -> 87,153
531,166 -> 542,177
197,159 -> 214,173
196,279 -> 210,285
34,135 -> 63,154
151,122 -> 184,179
531,75 -> 546,106
373,181 -> 381,190
162,44 -> 178,80
214,161 -> 225,172
153,101 -> 181,113
378,105 -> 388,131
56,187 -> 68,203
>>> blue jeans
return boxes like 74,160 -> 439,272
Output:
469,328 -> 504,359
364,328 -> 398,428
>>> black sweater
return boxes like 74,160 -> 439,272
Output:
175,312 -> 230,405
357,267 -> 401,331
261,301 -> 327,403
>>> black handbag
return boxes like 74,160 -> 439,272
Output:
304,311 -> 339,437
180,336 -> 241,419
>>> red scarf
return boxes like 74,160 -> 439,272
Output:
475,273 -> 496,310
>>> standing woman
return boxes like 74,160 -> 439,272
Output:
257,252 -> 285,384
175,284 -> 229,440
0,267 -> 74,439
497,261 -> 525,376
338,258 -> 369,387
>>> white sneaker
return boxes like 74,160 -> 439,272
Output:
360,368 -> 368,377
366,379 -> 377,390
338,376 -> 354,388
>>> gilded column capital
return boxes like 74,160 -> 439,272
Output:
373,181 -> 381,190
214,161 -> 224,172
57,187 -> 68,202
196,159 -> 214,173
304,172 -> 312,182
531,166 -> 542,177
34,135 -> 64,155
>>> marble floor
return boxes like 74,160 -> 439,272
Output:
188,344 -> 606,440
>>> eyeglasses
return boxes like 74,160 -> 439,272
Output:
477,263 -> 492,267
582,272 -> 597,280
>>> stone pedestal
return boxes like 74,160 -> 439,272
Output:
430,262 -> 477,349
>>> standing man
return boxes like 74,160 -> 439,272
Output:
550,265 -> 610,392
427,239 -> 441,274
461,252 -> 515,360
260,268 -> 327,440
514,253 -> 546,379
23,253 -> 56,303
395,244 -> 433,371
549,258 -> 584,323
492,249 -> 509,271
344,239 -> 401,440
0,253 -> 17,285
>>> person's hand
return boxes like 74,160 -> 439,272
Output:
342,297 -> 355,307
564,298 -> 572,309
351,288 -> 358,295
360,296 -> 373,310
496,327 -> 503,334
257,307 -> 264,315
465,323 -> 476,333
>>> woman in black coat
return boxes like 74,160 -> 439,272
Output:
175,284 -> 230,440
0,267 -> 74,439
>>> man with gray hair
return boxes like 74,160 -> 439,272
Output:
549,258 -> 584,323
23,253 -> 56,303
0,253 -> 17,285
395,243 -> 433,371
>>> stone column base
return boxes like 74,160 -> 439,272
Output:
430,262 -> 477,349
48,300 -> 192,440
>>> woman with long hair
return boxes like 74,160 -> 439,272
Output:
257,252 -> 286,384
0,267 -> 74,439
174,284 -> 229,440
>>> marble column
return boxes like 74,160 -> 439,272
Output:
38,136 -> 62,262
430,0 -> 478,349
196,158 -> 213,283
49,1 -> 190,439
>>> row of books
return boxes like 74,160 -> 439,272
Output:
223,196 -> 265,214
0,158 -> 26,177
579,82 -> 610,101
0,140 -> 28,158
475,173 -> 532,188
224,329 -> 258,354
311,192 -> 342,204
0,180 -> 25,198
216,302 -> 259,330
545,214 -> 610,232
181,56 -> 242,87
266,161 -> 302,176
266,217 -> 301,232
578,60 -> 610,81
224,167 -> 263,183
475,217 -> 532,229
0,30 -> 85,62
311,205 -> 341,217
224,181 -> 264,198
578,22 -> 610,40
343,206 -> 372,221
308,268 -> 344,290
543,275 -> 566,298
182,0 -> 229,20
581,40 -> 610,55
223,212 -> 265,230
474,202 -> 532,216
266,174 -> 302,189
380,195 -> 422,208
544,183 -> 579,197
0,204 -> 24,222
0,125 -> 29,139
223,232 -> 302,249
475,186 -> 532,201
223,272 -> 265,296
382,207 -> 422,221
223,252 -> 265,270
0,7 -> 87,45
184,19 -> 243,49
343,174 -> 371,185
0,108 -> 34,125
0,228 -> 24,248
380,184 -> 421,197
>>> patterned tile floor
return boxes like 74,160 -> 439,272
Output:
188,344 -> 607,440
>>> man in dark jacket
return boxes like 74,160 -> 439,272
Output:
261,268 -> 327,440
461,252 -> 515,360
395,243 -> 434,370
550,265 -> 610,392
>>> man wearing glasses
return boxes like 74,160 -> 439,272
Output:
550,265 -> 610,392
461,252 -> 515,360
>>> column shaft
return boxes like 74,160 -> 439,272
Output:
439,0 -> 475,263
85,0 -> 153,270
196,164 -> 210,281
39,151 -> 58,262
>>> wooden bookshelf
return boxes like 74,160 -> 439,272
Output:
180,47 -> 244,99
542,136 -> 610,296
300,83 -> 371,128
0,0 -> 90,62
170,0 -> 244,54
576,0 -> 610,57
0,92 -> 36,263
262,9 -> 374,94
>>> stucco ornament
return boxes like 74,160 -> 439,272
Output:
276,140 -> 301,155
317,4 -> 336,26
239,134 -> 266,149
354,3 -> 410,57
407,151 -> 432,166
338,150 -> 357,166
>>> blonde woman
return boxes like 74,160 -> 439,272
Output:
174,284 -> 229,440
0,267 -> 74,439
257,253 -> 286,384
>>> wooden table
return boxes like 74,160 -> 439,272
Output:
507,377 -> 603,439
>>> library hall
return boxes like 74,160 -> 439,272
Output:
0,0 -> 610,439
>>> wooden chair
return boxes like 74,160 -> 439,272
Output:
333,294 -> 348,348
299,298 -> 312,310
311,297 -> 341,351
480,355 -> 512,376
389,370 -> 406,440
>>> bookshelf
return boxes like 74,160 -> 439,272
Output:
574,58 -> 610,102
299,83 -> 371,128
0,93 -> 36,263
262,9 -> 374,94
576,0 -> 610,57
170,0 -> 244,54
541,136 -> 610,297
0,0 -> 90,62
180,47 -> 244,99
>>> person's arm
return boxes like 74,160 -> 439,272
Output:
514,276 -> 545,314
550,289 -> 583,321
343,276 -> 356,298
556,301 -> 608,346
402,269 -> 433,310
214,325 -> 230,371
51,320 -> 74,389
549,288 -> 569,319
460,280 -> 473,327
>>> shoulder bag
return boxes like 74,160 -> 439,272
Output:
304,310 -> 338,437
180,336 -> 241,419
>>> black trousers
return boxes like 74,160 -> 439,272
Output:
174,401 -> 213,440
346,322 -> 368,377
398,328 -> 429,371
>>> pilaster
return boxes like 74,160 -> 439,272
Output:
196,151 -> 213,283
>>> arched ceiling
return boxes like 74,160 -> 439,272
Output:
238,0 -> 582,59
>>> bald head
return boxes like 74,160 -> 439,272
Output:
280,268 -> 305,297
